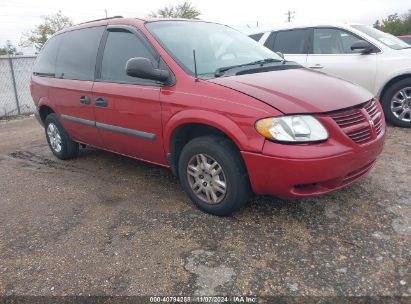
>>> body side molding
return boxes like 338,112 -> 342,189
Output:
95,122 -> 156,140
61,114 -> 95,127
61,114 -> 156,140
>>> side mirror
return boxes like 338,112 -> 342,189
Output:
276,51 -> 285,59
126,57 -> 170,82
350,41 -> 373,54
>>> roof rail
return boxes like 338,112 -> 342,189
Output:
77,16 -> 124,25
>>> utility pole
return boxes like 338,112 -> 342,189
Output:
285,10 -> 295,23
105,9 -> 108,18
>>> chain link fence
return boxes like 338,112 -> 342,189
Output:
0,56 -> 36,118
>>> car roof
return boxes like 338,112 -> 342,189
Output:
76,16 -> 202,25
55,16 -> 221,36
247,22 -> 360,35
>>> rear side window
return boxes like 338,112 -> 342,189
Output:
100,31 -> 157,84
33,35 -> 62,76
249,33 -> 263,42
273,29 -> 310,54
55,27 -> 104,81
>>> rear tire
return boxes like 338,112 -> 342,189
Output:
178,135 -> 251,216
381,78 -> 411,128
45,113 -> 79,160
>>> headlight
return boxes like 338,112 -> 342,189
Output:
255,115 -> 328,143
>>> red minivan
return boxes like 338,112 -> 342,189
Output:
30,17 -> 385,216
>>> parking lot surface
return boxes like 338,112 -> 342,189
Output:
0,117 -> 410,298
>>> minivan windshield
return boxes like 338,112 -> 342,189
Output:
352,25 -> 410,50
146,21 -> 283,77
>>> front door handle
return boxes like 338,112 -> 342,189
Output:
309,64 -> 324,69
79,95 -> 91,105
95,97 -> 108,107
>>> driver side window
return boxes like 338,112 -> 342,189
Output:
313,28 -> 366,54
101,31 -> 157,83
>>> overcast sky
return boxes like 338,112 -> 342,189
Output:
1,0 -> 409,54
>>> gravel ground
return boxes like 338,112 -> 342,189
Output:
0,117 -> 410,299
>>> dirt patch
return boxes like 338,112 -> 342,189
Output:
0,117 -> 410,297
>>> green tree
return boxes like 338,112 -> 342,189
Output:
149,1 -> 201,19
20,11 -> 73,51
374,10 -> 411,36
0,40 -> 21,56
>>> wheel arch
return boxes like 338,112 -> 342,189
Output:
378,73 -> 411,100
37,98 -> 58,124
164,110 -> 262,175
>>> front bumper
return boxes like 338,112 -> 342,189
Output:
241,128 -> 385,199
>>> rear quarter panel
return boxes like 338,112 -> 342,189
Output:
30,75 -> 52,110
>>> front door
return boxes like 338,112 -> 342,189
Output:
92,26 -> 166,165
306,27 -> 378,93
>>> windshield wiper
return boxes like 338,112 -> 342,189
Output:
214,58 -> 283,77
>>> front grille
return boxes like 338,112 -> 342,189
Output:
330,99 -> 383,144
330,108 -> 366,128
347,127 -> 372,143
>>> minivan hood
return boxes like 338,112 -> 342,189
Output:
208,68 -> 373,114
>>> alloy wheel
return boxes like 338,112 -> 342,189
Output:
47,123 -> 62,153
186,153 -> 227,204
391,87 -> 411,123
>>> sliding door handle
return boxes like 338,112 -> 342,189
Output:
95,97 -> 108,107
79,96 -> 91,105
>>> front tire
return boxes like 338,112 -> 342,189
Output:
381,79 -> 411,128
178,135 -> 251,216
45,113 -> 79,160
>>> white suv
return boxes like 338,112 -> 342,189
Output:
250,24 -> 411,127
